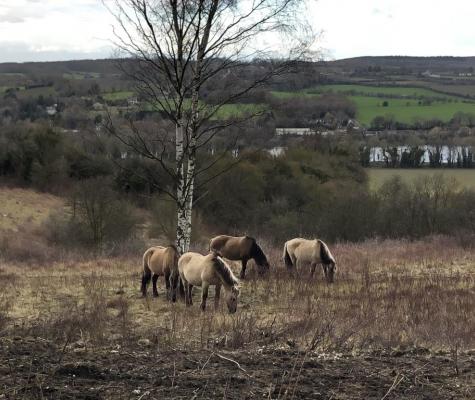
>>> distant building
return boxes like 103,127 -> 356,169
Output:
267,146 -> 286,157
46,104 -> 58,116
275,128 -> 315,136
368,145 -> 474,165
127,97 -> 139,106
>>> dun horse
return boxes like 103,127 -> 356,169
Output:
283,238 -> 337,283
178,251 -> 240,313
141,245 -> 181,301
209,235 -> 270,279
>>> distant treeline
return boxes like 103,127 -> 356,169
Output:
361,145 -> 475,168
2,123 -> 475,247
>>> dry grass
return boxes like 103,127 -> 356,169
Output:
1,236 -> 474,355
0,187 -> 64,232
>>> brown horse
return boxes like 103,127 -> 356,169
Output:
209,235 -> 270,279
141,245 -> 181,301
178,251 -> 240,313
283,238 -> 337,283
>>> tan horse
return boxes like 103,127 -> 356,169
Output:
141,245 -> 181,301
209,235 -> 270,279
283,238 -> 337,283
178,251 -> 240,313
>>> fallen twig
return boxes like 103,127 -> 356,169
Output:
381,373 -> 405,400
215,353 -> 252,378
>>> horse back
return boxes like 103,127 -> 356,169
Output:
286,238 -> 316,264
148,246 -> 175,276
179,252 -> 213,286
210,235 -> 250,260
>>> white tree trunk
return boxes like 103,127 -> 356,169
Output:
175,120 -> 189,254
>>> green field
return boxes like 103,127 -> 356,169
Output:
315,84 -> 454,100
142,99 -> 264,120
103,91 -> 135,101
272,84 -> 475,126
367,168 -> 475,190
212,103 -> 264,119
63,71 -> 101,80
16,86 -> 57,99
352,95 -> 475,125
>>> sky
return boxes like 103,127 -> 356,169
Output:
0,0 -> 474,63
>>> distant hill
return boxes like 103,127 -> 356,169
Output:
327,56 -> 475,72
1,56 -> 475,77
0,59 -> 121,75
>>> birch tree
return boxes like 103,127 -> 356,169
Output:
104,0 -> 315,254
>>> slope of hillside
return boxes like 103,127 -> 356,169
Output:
0,187 -> 64,232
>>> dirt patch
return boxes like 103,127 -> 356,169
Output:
0,337 -> 473,399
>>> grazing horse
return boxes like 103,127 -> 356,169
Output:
141,245 -> 181,301
178,251 -> 240,313
283,238 -> 337,283
209,235 -> 270,279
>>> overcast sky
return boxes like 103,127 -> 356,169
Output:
0,0 -> 474,63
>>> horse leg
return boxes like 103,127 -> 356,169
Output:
152,274 -> 159,297
310,262 -> 317,278
165,272 -> 171,301
186,283 -> 193,306
200,283 -> 209,311
322,264 -> 328,282
141,268 -> 152,297
179,278 -> 185,300
240,259 -> 248,279
214,284 -> 221,310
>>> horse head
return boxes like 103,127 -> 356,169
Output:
225,285 -> 240,314
325,261 -> 337,284
252,243 -> 270,273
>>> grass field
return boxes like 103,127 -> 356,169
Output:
0,187 -> 474,397
63,71 -> 101,80
212,103 -> 265,119
142,99 -> 264,120
272,84 -> 475,125
367,168 -> 475,190
1,235 -> 474,398
315,84 -> 455,100
15,86 -> 57,99
0,187 -> 63,232
352,95 -> 475,125
103,90 -> 135,101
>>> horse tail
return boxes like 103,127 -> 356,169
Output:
165,245 -> 181,302
318,239 -> 335,265
283,242 -> 293,269
165,245 -> 179,270
141,248 -> 153,296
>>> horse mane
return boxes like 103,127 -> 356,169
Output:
213,256 -> 239,287
250,241 -> 268,266
318,239 -> 335,265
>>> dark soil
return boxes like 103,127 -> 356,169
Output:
0,336 -> 473,399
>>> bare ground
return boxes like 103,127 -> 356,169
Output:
1,336 -> 474,399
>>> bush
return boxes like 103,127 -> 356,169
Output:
44,178 -> 140,249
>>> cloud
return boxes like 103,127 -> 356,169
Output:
0,14 -> 25,23
0,41 -> 112,63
